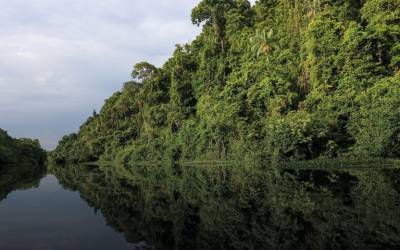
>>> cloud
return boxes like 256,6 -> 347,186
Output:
0,0 -> 201,149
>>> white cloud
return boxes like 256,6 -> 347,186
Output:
0,0 -> 201,149
0,0 -> 258,150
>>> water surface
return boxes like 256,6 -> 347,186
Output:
0,165 -> 141,250
1,162 -> 400,249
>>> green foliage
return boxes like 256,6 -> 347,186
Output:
0,129 -> 46,166
350,74 -> 400,157
265,112 -> 331,160
52,0 -> 400,163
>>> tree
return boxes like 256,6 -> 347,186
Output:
191,0 -> 236,53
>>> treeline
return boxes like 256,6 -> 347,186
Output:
51,0 -> 400,164
0,129 -> 46,166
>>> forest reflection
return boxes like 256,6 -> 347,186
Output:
0,163 -> 46,202
50,162 -> 400,250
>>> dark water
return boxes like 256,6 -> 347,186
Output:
1,162 -> 400,250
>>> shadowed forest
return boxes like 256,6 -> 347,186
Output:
0,129 -> 46,166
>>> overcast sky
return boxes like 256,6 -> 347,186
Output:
0,0 -> 207,150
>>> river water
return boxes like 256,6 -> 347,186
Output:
1,162 -> 400,249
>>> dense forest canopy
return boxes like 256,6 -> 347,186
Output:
0,129 -> 46,166
51,0 -> 400,164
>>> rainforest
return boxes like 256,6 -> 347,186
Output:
48,0 -> 400,164
1,0 -> 400,249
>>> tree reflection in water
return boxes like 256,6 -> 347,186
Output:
49,162 -> 400,250
0,163 -> 46,202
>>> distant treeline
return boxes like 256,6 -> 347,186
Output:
0,129 -> 46,166
51,0 -> 400,164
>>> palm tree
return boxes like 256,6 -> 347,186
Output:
250,28 -> 274,59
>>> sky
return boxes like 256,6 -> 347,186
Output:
0,0 -> 204,150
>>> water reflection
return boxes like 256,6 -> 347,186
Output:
0,164 -> 141,250
51,163 -> 400,250
0,163 -> 46,202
